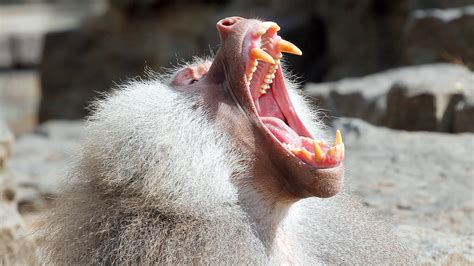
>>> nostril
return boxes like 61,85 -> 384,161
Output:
219,17 -> 243,27
222,19 -> 234,26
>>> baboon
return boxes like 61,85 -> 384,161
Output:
40,17 -> 412,264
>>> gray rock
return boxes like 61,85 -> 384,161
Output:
314,0 -> 411,80
0,120 -> 83,214
333,117 -> 473,263
305,63 -> 474,132
397,225 -> 473,264
39,3 -> 217,121
0,121 -> 14,168
0,2 -> 107,68
333,118 -> 474,236
0,202 -> 39,265
404,5 -> 474,67
454,96 -> 474,133
0,71 -> 41,135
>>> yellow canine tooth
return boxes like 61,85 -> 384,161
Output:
251,48 -> 275,64
262,21 -> 280,31
327,146 -> 335,157
313,140 -> 325,162
277,39 -> 302,56
334,129 -> 342,146
255,28 -> 266,36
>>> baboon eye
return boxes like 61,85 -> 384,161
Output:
189,79 -> 199,84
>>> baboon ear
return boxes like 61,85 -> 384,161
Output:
171,63 -> 211,86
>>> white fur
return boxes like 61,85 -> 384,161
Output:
40,64 -> 412,265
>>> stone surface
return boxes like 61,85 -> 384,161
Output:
332,117 -> 473,263
0,202 -> 39,265
454,96 -> 474,133
305,63 -> 474,132
0,120 -> 82,214
0,71 -> 41,135
0,2 -> 107,68
397,225 -> 473,265
314,0 -> 411,80
334,118 -> 474,235
404,5 -> 474,69
39,2 -> 218,121
0,121 -> 14,168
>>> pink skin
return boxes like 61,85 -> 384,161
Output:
171,17 -> 344,199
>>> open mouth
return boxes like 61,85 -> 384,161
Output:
243,22 -> 344,168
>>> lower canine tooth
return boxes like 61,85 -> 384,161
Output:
334,129 -> 343,146
313,141 -> 325,162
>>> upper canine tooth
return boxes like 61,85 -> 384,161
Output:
251,48 -> 275,64
277,39 -> 303,55
262,21 -> 280,31
255,28 -> 266,36
334,129 -> 342,146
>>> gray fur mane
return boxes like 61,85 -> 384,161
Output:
40,65 -> 411,264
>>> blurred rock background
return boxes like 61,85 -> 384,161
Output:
0,0 -> 473,264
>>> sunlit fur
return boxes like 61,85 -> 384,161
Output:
40,59 -> 411,264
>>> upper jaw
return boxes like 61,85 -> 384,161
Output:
213,18 -> 345,198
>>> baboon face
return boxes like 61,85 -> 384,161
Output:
171,17 -> 344,199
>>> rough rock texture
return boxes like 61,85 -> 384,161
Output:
0,121 -> 14,168
335,118 -> 474,234
39,2 -> 219,121
404,5 -> 474,69
454,96 -> 474,133
0,71 -> 41,135
397,225 -> 474,265
0,2 -> 106,68
305,63 -> 474,132
0,202 -> 39,265
0,121 -> 82,214
314,0 -> 411,81
332,118 -> 473,263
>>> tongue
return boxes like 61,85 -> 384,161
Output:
261,117 -> 301,147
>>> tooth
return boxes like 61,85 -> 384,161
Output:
251,48 -> 275,64
334,129 -> 342,146
265,78 -> 272,83
251,66 -> 257,73
252,60 -> 258,67
255,28 -> 266,36
313,140 -> 325,162
293,148 -> 312,162
277,39 -> 302,55
327,146 -> 335,157
334,145 -> 342,160
275,52 -> 282,59
262,21 -> 280,31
